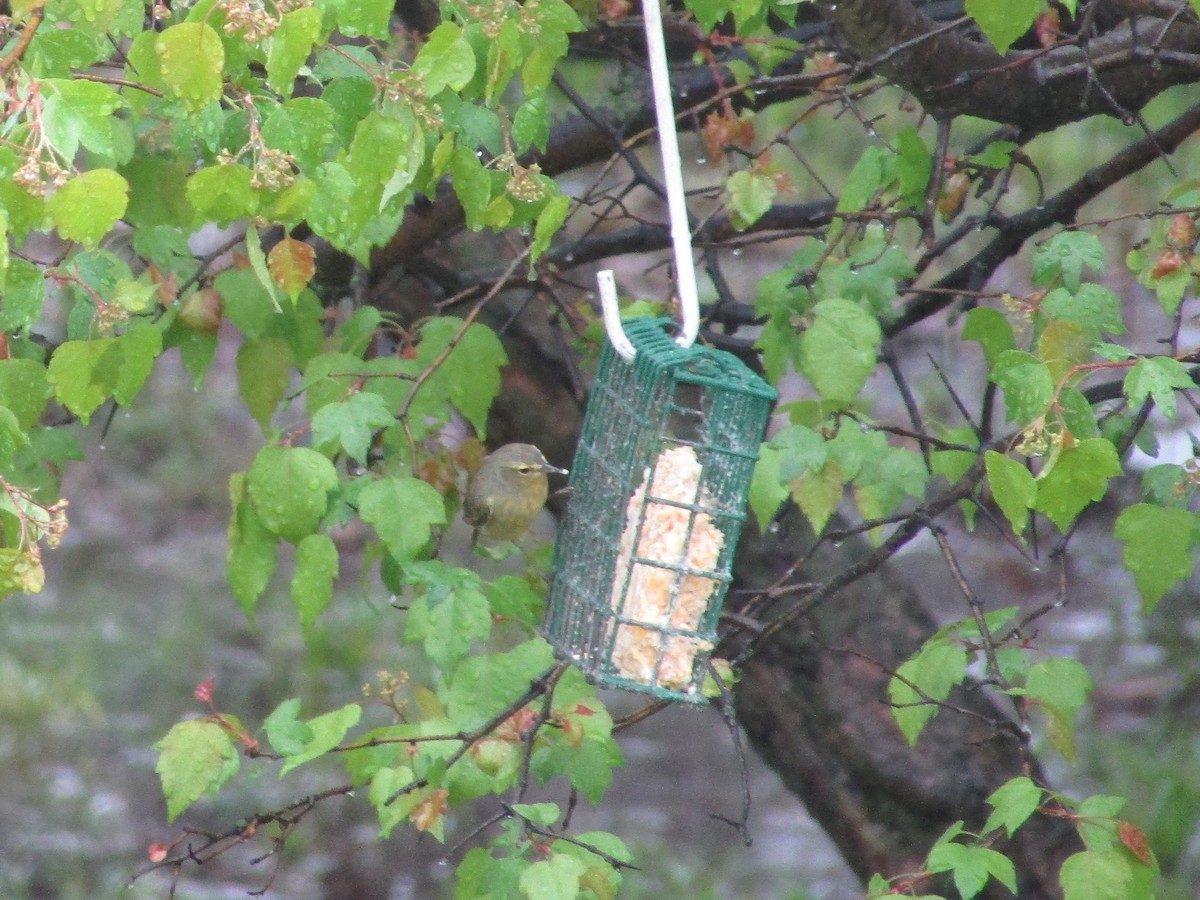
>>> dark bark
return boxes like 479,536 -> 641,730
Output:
815,0 -> 1200,128
730,504 -> 1082,894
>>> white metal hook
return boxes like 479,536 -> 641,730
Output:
598,0 -> 700,361
598,269 -> 637,361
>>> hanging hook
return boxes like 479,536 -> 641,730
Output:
598,0 -> 700,360
598,269 -> 637,361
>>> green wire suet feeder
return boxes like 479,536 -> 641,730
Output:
545,318 -> 775,702
545,0 -> 774,700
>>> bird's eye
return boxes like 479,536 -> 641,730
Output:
516,464 -> 534,473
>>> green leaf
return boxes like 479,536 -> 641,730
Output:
443,638 -> 556,730
324,0 -> 393,38
772,426 -> 828,482
346,109 -> 420,205
1035,438 -> 1120,532
991,350 -> 1053,425
963,307 -> 1017,369
1060,850 -> 1133,900
512,91 -> 550,153
487,574 -> 544,629
1055,385 -> 1099,440
985,451 -> 1036,536
687,0 -> 728,31
726,170 -> 777,230
0,258 -> 46,332
532,723 -> 621,806
969,140 -> 1017,169
827,420 -> 886,482
47,169 -> 129,247
367,764 -> 419,838
788,457 -> 842,534
267,6 -> 323,94
47,338 -> 120,424
895,126 -> 932,204
1096,343 -> 1137,363
889,639 -> 968,745
1141,463 -> 1193,508
406,576 -> 491,671
155,719 -> 240,822
512,801 -> 560,827
0,405 -> 29,465
247,445 -> 338,543
1037,319 -> 1092,383
531,192 -> 570,264
414,318 -> 508,438
414,23 -> 477,95
748,442 -> 788,532
358,476 -> 447,563
1114,504 -> 1199,610
262,97 -> 339,171
837,145 -> 885,216
155,22 -> 224,114
965,0 -> 1041,53
237,336 -> 293,431
41,79 -> 127,160
311,390 -> 394,463
0,358 -> 49,429
0,546 -> 45,597
927,841 -> 1017,900
519,852 -> 587,900
1026,656 -> 1092,761
553,831 -> 630,895
292,533 -> 338,631
1041,284 -> 1125,339
187,165 -> 259,226
983,776 -> 1044,838
451,145 -> 492,229
853,443 -> 928,523
263,697 -> 312,756
114,319 -> 162,406
799,298 -> 881,405
278,702 -> 362,775
1032,231 -> 1105,292
227,473 -> 278,622
1123,356 -> 1194,420
444,322 -> 509,433
1075,795 -> 1128,852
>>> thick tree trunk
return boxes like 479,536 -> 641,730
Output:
731,503 -> 1081,896
480,306 -> 1081,893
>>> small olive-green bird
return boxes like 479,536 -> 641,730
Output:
463,443 -> 568,547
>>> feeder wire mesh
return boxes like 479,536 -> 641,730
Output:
545,318 -> 774,702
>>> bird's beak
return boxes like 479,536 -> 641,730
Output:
545,463 -> 569,476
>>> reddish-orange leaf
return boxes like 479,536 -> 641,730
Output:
938,171 -> 971,223
598,0 -> 631,22
148,264 -> 179,305
1150,248 -> 1185,280
178,288 -> 223,335
1035,9 -> 1060,49
267,237 -> 316,301
1167,213 -> 1197,251
1119,820 -> 1154,866
702,113 -> 730,166
409,788 -> 448,834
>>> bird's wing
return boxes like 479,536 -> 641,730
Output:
462,490 -> 491,528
